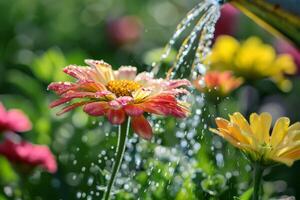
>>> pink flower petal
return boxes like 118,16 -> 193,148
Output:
124,105 -> 144,116
50,98 -> 72,108
47,82 -> 76,95
61,91 -> 97,99
116,96 -> 134,106
108,100 -> 122,110
57,101 -> 91,116
0,139 -> 57,173
115,66 -> 137,80
140,95 -> 189,118
7,110 -> 32,132
83,102 -> 108,116
131,115 -> 152,140
106,109 -> 126,125
63,65 -> 96,81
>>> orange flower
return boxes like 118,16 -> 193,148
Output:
194,71 -> 243,97
48,59 -> 191,140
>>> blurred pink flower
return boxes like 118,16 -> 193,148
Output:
0,139 -> 57,173
106,16 -> 142,46
214,4 -> 239,38
275,39 -> 300,72
0,102 -> 32,133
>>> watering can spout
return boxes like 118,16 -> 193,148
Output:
225,0 -> 300,48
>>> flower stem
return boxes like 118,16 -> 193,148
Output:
103,118 -> 130,200
104,118 -> 130,200
252,162 -> 264,200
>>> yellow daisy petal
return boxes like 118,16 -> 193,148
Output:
215,118 -> 230,130
270,117 -> 290,148
250,112 -> 271,144
276,140 -> 300,157
209,128 -> 242,149
259,112 -> 272,144
227,123 -> 252,145
288,122 -> 300,133
284,149 -> 300,160
272,156 -> 294,166
229,112 -> 253,135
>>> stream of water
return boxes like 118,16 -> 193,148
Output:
152,0 -> 221,80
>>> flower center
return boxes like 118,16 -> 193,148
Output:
107,80 -> 141,97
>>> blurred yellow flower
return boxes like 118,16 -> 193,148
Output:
210,112 -> 300,166
207,36 -> 297,92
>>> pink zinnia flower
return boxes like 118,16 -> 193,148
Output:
0,139 -> 57,173
0,102 -> 32,133
48,59 -> 191,140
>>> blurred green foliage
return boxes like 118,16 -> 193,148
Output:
0,0 -> 299,199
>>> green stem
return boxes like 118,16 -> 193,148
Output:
252,163 -> 264,200
103,118 -> 130,200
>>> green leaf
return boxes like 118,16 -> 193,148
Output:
0,194 -> 8,200
176,177 -> 197,200
234,188 -> 253,200
31,47 -> 68,82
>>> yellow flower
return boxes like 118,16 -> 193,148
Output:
210,112 -> 300,166
207,36 -> 297,92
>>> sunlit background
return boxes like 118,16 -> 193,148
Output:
0,0 -> 300,199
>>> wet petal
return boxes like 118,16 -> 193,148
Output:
230,112 -> 252,134
134,72 -> 154,85
250,113 -> 272,144
124,105 -> 144,116
288,122 -> 300,133
106,109 -> 126,125
259,113 -> 272,143
47,82 -> 76,95
227,123 -> 251,144
57,101 -> 90,116
215,117 -> 230,130
272,156 -> 294,166
115,66 -> 137,80
140,95 -> 189,118
210,128 -> 244,149
83,102 -> 108,116
284,149 -> 300,161
108,100 -> 122,110
63,65 -> 100,82
85,59 -> 114,84
131,115 -> 152,140
271,117 -> 290,148
50,98 -> 72,108
62,91 -> 97,99
132,88 -> 152,102
116,96 -> 134,106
